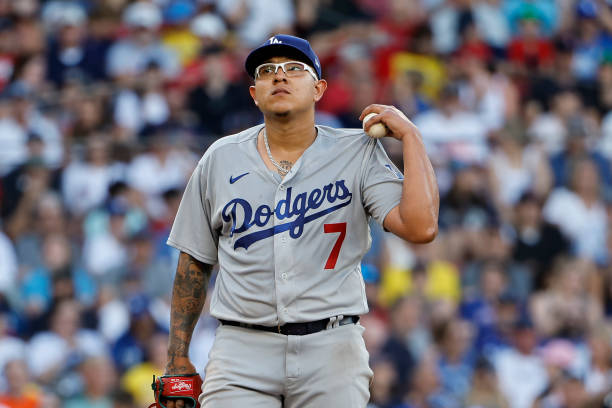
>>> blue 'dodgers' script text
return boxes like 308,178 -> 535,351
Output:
222,180 -> 352,249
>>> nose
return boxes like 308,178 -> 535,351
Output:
273,66 -> 288,81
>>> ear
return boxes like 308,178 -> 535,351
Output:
313,79 -> 327,103
249,85 -> 258,106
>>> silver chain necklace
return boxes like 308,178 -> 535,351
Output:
263,128 -> 289,176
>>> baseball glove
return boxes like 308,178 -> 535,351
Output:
148,374 -> 203,408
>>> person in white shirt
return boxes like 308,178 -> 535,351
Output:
62,135 -> 125,216
543,158 -> 608,263
414,83 -> 488,166
493,320 -> 548,408
27,299 -> 108,383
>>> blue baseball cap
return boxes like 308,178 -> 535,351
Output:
245,34 -> 322,79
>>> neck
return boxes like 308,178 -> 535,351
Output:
263,111 -> 317,153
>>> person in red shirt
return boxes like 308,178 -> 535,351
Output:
508,14 -> 555,72
0,360 -> 41,408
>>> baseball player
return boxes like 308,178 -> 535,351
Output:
163,34 -> 439,407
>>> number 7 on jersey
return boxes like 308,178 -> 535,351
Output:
324,222 -> 347,269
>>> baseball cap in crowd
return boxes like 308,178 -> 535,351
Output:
106,197 -> 129,217
190,13 -> 227,40
123,2 -> 162,30
577,0 -> 598,18
127,293 -> 151,318
245,34 -> 322,79
513,316 -> 534,331
42,2 -> 87,29
164,0 -> 196,24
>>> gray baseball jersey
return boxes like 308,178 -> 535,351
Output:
167,124 -> 403,326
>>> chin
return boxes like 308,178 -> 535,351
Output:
273,110 -> 291,118
266,104 -> 293,117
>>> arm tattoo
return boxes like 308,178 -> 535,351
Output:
167,252 -> 212,370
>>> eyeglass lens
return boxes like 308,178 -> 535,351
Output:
257,62 -> 307,78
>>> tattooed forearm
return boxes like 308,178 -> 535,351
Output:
167,252 -> 212,371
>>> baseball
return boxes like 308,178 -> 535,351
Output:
362,113 -> 387,138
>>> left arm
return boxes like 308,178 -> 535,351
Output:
360,105 -> 439,243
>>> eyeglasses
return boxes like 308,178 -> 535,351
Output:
254,61 -> 318,81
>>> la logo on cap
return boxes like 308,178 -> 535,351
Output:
268,36 -> 282,44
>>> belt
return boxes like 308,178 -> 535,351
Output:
219,315 -> 359,336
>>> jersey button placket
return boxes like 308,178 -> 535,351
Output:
274,182 -> 290,323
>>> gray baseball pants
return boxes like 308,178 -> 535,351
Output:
199,322 -> 373,407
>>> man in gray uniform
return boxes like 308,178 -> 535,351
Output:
164,34 -> 439,407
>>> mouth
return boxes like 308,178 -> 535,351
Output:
271,88 -> 291,95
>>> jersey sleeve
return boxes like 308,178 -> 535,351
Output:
361,139 -> 403,226
167,161 -> 218,265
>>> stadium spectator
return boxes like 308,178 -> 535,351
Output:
120,332 -> 167,406
0,359 -> 42,408
460,261 -> 512,352
492,319 -> 548,408
435,319 -> 475,404
584,329 -> 612,396
159,0 -> 198,66
111,294 -> 164,373
414,83 -> 489,166
543,158 -> 608,263
464,356 -> 509,408
0,312 -> 26,387
45,3 -> 109,86
531,258 -> 601,339
63,355 -> 117,408
82,198 -> 130,281
368,357 -> 399,408
0,80 -> 63,174
381,295 -> 429,395
106,2 -> 179,81
19,233 -> 96,333
472,0 -> 511,53
399,351 -> 457,408
61,135 -> 126,216
510,192 -> 570,291
528,88 -> 581,155
550,115 -> 612,192
487,120 -> 552,216
26,299 -> 107,387
187,45 -> 258,137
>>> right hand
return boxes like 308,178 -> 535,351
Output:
165,356 -> 197,375
163,358 -> 199,408
163,398 -> 191,408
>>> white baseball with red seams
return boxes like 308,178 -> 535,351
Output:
362,113 -> 387,139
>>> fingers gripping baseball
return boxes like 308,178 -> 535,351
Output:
164,400 -> 185,408
362,113 -> 387,138
359,104 -> 418,141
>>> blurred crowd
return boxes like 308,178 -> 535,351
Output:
1,0 -> 612,407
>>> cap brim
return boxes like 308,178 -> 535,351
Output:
245,44 -> 316,78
